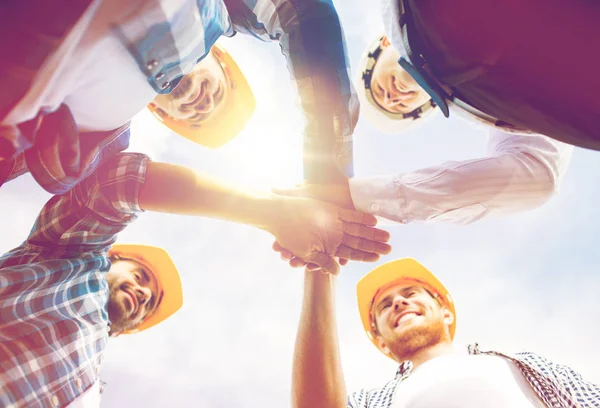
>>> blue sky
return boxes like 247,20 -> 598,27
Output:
1,1 -> 599,406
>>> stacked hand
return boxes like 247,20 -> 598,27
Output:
268,181 -> 390,274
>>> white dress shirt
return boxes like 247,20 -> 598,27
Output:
349,130 -> 573,225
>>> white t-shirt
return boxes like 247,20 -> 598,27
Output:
62,31 -> 157,132
3,0 -> 158,132
391,353 -> 547,408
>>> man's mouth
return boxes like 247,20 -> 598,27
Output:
123,288 -> 138,316
184,82 -> 208,108
393,311 -> 421,328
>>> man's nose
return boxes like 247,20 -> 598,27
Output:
195,92 -> 215,113
383,91 -> 403,108
392,296 -> 409,310
136,286 -> 152,307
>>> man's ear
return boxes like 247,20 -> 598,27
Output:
375,334 -> 391,355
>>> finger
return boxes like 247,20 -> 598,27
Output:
338,209 -> 378,226
273,241 -> 295,260
342,234 -> 392,255
306,263 -> 321,271
343,223 -> 391,242
339,258 -> 349,266
289,257 -> 308,268
309,252 -> 340,275
280,249 -> 295,260
335,245 -> 381,262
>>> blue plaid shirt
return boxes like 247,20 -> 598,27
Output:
0,153 -> 149,408
0,0 -> 356,192
348,344 -> 600,408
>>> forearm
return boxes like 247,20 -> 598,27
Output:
349,152 -> 561,225
248,0 -> 357,182
293,0 -> 356,183
139,161 -> 280,230
292,270 -> 347,408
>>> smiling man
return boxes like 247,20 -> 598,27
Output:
147,43 -> 256,149
0,196 -> 185,407
105,248 -> 168,335
1,0 -> 356,194
0,241 -> 184,408
151,49 -> 228,124
273,33 -> 573,228
362,36 -> 431,119
0,151 -> 391,407
364,0 -> 600,150
291,258 -> 600,408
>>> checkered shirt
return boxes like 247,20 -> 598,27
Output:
1,0 -> 356,193
348,344 -> 600,408
117,0 -> 357,182
0,153 -> 149,408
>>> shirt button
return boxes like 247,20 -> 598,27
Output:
161,81 -> 171,90
76,378 -> 83,389
51,395 -> 59,407
156,72 -> 165,80
370,203 -> 380,212
146,59 -> 158,70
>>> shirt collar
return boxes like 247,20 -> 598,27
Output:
394,360 -> 414,380
394,343 -> 482,380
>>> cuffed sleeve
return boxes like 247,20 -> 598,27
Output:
26,153 -> 149,254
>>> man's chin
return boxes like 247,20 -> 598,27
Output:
389,323 -> 446,358
107,300 -> 136,333
108,318 -> 138,335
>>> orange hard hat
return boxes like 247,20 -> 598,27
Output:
148,43 -> 256,148
108,244 -> 183,334
356,258 -> 456,359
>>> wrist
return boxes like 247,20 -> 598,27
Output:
303,269 -> 337,312
262,194 -> 288,235
304,268 -> 337,290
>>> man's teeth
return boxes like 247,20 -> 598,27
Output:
396,313 -> 417,326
